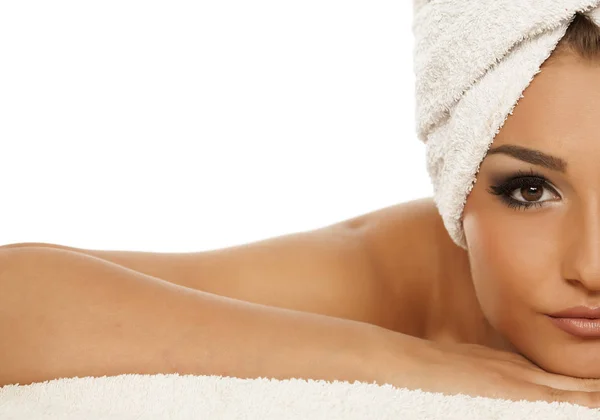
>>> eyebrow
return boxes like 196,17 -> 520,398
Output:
486,144 -> 567,173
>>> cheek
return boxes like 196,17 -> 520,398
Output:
462,203 -> 551,322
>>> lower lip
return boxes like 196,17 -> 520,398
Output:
548,316 -> 600,338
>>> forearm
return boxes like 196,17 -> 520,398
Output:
189,295 -> 385,383
0,246 -> 391,386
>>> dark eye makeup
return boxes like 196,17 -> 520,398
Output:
486,168 -> 561,211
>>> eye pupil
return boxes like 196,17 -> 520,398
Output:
521,186 -> 543,202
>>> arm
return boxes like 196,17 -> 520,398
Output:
0,197 -> 441,333
0,246 -> 406,387
2,247 -> 598,408
0,224 -> 395,329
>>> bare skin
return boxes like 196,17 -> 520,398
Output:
0,197 -> 515,363
5,199 -> 600,407
0,198 -> 482,342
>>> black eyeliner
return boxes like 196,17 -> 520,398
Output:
486,168 -> 557,211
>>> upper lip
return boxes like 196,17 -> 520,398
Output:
548,306 -> 600,318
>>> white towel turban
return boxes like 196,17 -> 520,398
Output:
413,1 -> 600,249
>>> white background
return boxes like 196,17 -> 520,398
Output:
0,1 -> 431,252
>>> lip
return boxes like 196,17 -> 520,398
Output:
548,306 -> 600,318
547,306 -> 600,338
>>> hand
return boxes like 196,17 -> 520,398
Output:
372,329 -> 600,408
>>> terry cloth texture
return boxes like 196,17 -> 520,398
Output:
1,374 -> 600,419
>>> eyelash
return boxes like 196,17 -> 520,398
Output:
486,169 -> 561,211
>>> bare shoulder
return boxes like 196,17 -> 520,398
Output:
340,197 -> 471,337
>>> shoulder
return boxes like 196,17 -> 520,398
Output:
341,197 -> 471,338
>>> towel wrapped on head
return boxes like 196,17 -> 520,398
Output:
413,0 -> 600,249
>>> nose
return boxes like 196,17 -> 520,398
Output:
564,200 -> 600,292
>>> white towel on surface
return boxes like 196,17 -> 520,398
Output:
1,373 -> 600,419
414,0 -> 600,249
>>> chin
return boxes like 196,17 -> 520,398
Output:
519,339 -> 600,379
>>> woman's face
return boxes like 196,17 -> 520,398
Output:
462,49 -> 600,378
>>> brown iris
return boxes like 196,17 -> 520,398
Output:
521,186 -> 543,202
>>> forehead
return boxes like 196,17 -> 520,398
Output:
492,51 -> 600,156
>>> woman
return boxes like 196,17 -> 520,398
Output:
3,5 -> 600,408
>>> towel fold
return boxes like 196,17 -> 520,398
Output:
413,0 -> 600,248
